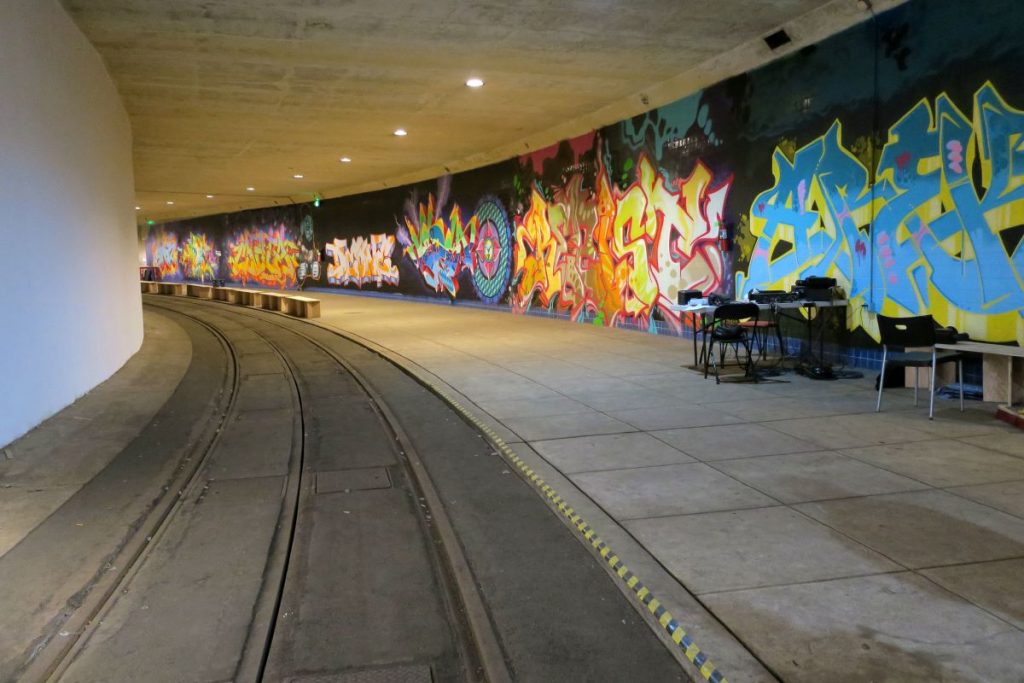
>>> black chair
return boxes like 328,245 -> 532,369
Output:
704,302 -> 760,384
876,314 -> 964,419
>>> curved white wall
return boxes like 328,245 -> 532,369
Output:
0,0 -> 142,447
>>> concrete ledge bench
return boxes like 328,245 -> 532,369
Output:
140,280 -> 159,294
186,283 -> 214,299
283,296 -> 320,318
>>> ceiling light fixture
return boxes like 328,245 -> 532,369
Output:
339,156 -> 352,163
393,128 -> 407,137
135,206 -> 141,210
466,77 -> 484,88
293,174 -> 304,179
246,186 -> 255,192
206,194 -> 214,198
166,201 -> 174,205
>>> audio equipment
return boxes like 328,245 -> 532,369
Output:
749,289 -> 798,304
677,289 -> 704,305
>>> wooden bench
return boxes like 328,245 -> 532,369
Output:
158,282 -> 188,296
219,288 -> 246,304
260,291 -> 287,312
187,283 -> 214,299
936,341 -> 1024,414
242,290 -> 266,308
144,281 -> 320,321
933,340 -> 1024,428
283,296 -> 321,318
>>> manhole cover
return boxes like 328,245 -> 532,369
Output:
287,663 -> 432,682
316,467 -> 391,494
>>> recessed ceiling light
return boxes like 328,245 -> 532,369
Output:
393,128 -> 407,137
246,187 -> 255,192
339,156 -> 352,163
206,194 -> 214,198
293,174 -> 304,179
135,206 -> 141,210
166,201 -> 174,205
466,77 -> 484,88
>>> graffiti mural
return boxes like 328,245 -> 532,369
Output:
147,230 -> 181,281
471,197 -> 514,304
296,214 -> 322,286
397,177 -> 478,297
739,82 -> 1024,344
511,152 -> 729,331
180,232 -> 217,281
227,225 -> 300,289
141,0 -> 1024,354
326,233 -> 399,288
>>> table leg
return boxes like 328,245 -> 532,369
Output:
701,313 -> 710,368
692,312 -> 698,369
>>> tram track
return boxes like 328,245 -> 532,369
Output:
10,293 -> 690,683
11,309 -> 241,683
154,297 -> 511,683
34,296 -> 509,683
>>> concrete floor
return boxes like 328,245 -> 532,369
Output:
0,312 -> 192,558
303,290 -> 1024,683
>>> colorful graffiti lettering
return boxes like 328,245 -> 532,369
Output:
326,234 -> 399,288
738,82 -> 1024,344
398,186 -> 478,297
148,231 -> 181,281
227,225 -> 300,289
512,152 -> 729,330
180,232 -> 216,281
513,175 -> 595,320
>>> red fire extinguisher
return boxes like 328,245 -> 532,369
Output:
717,220 -> 731,253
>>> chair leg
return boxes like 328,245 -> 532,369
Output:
876,348 -> 887,412
744,338 -> 758,382
958,359 -> 964,412
713,344 -> 721,385
929,352 -> 937,420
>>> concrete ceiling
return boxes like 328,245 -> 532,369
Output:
61,0 -> 895,223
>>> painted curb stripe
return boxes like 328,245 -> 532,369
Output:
440,395 -> 729,683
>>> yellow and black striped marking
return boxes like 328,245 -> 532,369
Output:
440,394 -> 729,683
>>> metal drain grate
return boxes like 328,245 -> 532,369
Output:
287,663 -> 432,682
316,467 -> 392,494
